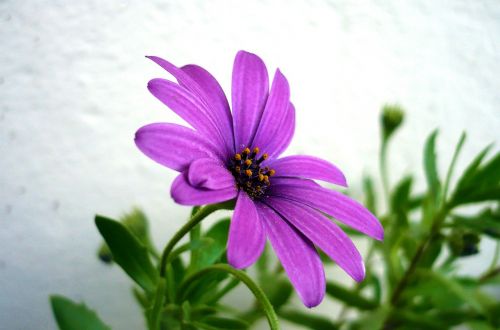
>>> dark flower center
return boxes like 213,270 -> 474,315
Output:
229,147 -> 275,200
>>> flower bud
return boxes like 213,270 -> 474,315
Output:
448,230 -> 480,257
381,104 -> 404,141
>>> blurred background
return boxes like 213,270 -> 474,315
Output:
0,0 -> 499,329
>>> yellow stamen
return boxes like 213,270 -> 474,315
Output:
258,174 -> 264,181
244,159 -> 252,166
245,169 -> 252,177
243,147 -> 251,154
234,153 -> 241,161
262,153 -> 268,160
264,175 -> 269,182
235,166 -> 241,172
268,169 -> 276,176
253,147 -> 260,154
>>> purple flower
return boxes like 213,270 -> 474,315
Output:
135,51 -> 383,307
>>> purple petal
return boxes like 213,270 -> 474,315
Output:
171,173 -> 237,205
147,78 -> 226,150
227,192 -> 266,269
265,102 -> 295,159
135,123 -> 222,171
266,197 -> 364,282
269,179 -> 384,240
187,158 -> 235,190
147,56 -> 206,96
251,69 -> 290,153
257,202 -> 325,308
147,56 -> 233,155
232,51 -> 269,150
269,155 -> 347,187
181,64 -> 235,153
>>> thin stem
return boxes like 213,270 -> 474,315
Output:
159,201 -> 234,278
389,207 -> 448,306
442,132 -> 466,206
380,139 -> 390,206
189,206 -> 201,271
177,263 -> 279,330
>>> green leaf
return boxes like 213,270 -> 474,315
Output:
132,287 -> 149,309
279,309 -> 339,330
452,207 -> 500,239
266,278 -> 293,312
191,218 -> 230,270
487,302 -> 500,328
363,175 -> 377,214
196,316 -> 249,329
466,321 -> 495,330
205,278 -> 240,304
50,295 -> 110,330
442,132 -> 466,202
366,274 -> 382,304
389,309 -> 448,330
423,130 -> 442,206
420,235 -> 444,267
146,278 -> 166,330
180,270 -> 228,303
390,176 -> 413,227
98,209 -> 155,263
95,215 -> 158,292
169,238 -> 214,264
325,281 -> 377,310
415,269 -> 484,312
165,257 -> 186,303
255,243 -> 269,278
349,307 -> 389,330
451,147 -> 500,206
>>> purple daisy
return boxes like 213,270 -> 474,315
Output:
135,51 -> 384,307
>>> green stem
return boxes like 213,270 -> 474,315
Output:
389,206 -> 449,306
380,139 -> 390,206
189,206 -> 201,271
147,278 -> 166,330
177,264 -> 280,330
159,201 -> 234,278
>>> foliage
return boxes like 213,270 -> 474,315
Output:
50,106 -> 499,329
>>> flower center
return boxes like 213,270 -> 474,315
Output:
229,147 -> 275,200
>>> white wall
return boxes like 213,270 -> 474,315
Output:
1,1 -> 499,329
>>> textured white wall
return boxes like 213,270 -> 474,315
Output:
1,0 -> 499,329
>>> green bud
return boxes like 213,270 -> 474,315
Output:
381,104 -> 404,141
448,229 -> 480,257
122,208 -> 149,240
98,242 -> 113,263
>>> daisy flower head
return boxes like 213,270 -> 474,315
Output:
135,51 -> 384,307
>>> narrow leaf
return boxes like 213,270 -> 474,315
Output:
192,218 -> 230,270
147,278 -> 166,330
325,281 -> 377,310
279,309 -> 339,330
423,130 -> 441,205
197,316 -> 249,329
95,215 -> 158,292
50,295 -> 110,330
363,175 -> 377,214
